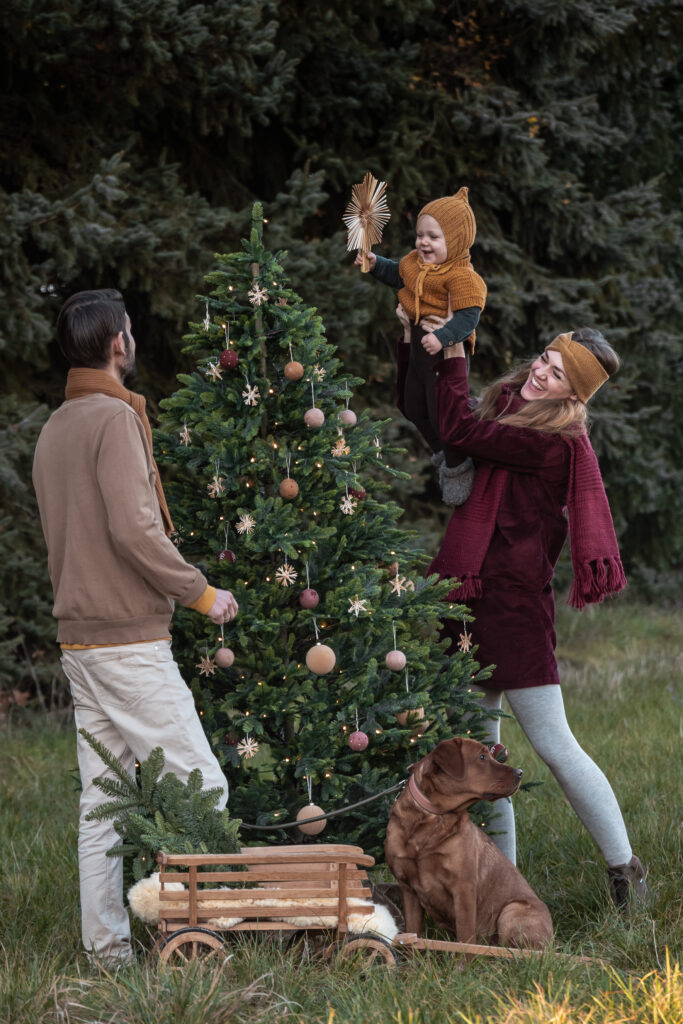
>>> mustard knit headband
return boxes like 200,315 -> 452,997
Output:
546,332 -> 609,403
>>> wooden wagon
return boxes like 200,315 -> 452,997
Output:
154,843 -> 399,965
153,843 -> 594,967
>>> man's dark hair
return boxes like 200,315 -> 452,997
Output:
56,289 -> 127,368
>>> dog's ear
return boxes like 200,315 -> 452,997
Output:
430,738 -> 465,779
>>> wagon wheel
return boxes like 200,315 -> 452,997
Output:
285,930 -> 333,963
329,933 -> 398,969
157,927 -> 228,964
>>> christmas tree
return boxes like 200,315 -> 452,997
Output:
155,202 -> 494,858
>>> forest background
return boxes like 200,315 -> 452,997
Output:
1,0 -> 681,703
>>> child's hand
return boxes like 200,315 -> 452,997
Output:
421,332 -> 442,355
421,315 -> 447,332
354,250 -> 376,270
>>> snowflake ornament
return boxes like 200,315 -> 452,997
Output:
331,436 -> 351,458
242,383 -> 261,406
206,362 -> 223,381
276,296 -> 288,307
313,364 -> 327,381
348,595 -> 368,618
275,562 -> 298,587
196,654 -> 216,677
207,474 -> 225,498
179,424 -> 191,446
339,495 -> 358,515
373,436 -> 382,459
248,283 -> 269,306
389,573 -> 407,596
236,513 -> 256,535
236,736 -> 260,759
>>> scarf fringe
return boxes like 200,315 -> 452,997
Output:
567,557 -> 627,610
447,575 -> 483,603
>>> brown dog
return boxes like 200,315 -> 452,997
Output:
385,736 -> 553,949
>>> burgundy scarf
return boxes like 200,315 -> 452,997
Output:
428,392 -> 626,610
65,368 -> 174,537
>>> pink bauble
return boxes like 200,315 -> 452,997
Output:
219,349 -> 238,369
284,360 -> 304,381
279,477 -> 299,499
299,588 -> 319,609
385,649 -> 407,671
296,804 -> 327,835
305,643 -> 336,674
348,730 -> 369,751
339,409 -> 357,427
304,407 -> 325,427
215,647 -> 235,668
217,549 -> 236,564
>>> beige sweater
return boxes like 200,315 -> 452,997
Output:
33,394 -> 209,644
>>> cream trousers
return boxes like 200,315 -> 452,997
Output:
62,640 -> 228,961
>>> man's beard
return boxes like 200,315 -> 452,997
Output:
121,332 -> 136,381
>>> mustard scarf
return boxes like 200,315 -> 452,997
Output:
409,257 -> 458,323
65,368 -> 174,536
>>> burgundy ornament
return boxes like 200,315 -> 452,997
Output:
348,730 -> 369,751
299,588 -> 319,609
490,743 -> 509,762
349,487 -> 366,501
219,348 -> 239,369
217,549 -> 236,564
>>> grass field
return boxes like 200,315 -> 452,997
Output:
1,599 -> 681,1023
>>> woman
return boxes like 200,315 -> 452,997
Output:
397,314 -> 649,909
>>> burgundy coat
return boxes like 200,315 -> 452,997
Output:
400,348 -> 572,690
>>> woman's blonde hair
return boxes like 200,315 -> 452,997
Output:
476,328 -> 619,436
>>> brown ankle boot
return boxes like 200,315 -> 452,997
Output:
607,855 -> 651,910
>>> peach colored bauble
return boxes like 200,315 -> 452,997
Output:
279,477 -> 299,499
284,360 -> 304,381
304,408 -> 325,427
296,804 -> 327,835
305,643 -> 336,674
395,707 -> 425,727
385,649 -> 407,671
215,647 -> 235,668
339,409 -> 357,427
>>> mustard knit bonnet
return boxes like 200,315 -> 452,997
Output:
419,186 -> 476,261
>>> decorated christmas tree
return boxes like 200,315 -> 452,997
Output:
155,203 -> 494,857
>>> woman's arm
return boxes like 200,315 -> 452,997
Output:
435,357 -> 569,473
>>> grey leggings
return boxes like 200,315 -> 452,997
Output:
474,684 -> 632,868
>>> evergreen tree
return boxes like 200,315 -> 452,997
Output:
155,204 -> 494,857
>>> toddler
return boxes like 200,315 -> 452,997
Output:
356,187 -> 487,504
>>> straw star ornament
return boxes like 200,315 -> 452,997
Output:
343,171 -> 391,272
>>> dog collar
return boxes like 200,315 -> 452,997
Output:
408,773 -> 448,815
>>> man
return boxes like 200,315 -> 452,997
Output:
32,289 -> 237,963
